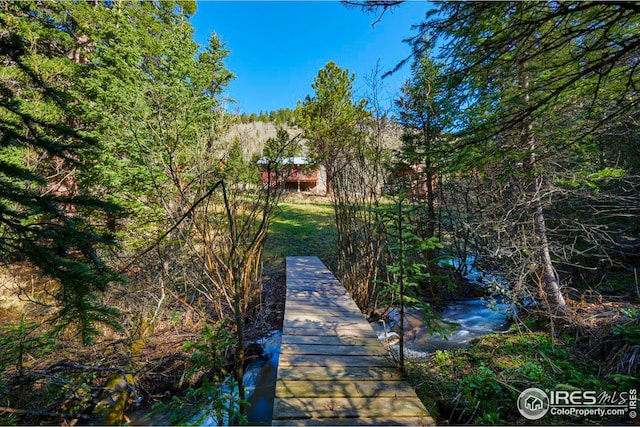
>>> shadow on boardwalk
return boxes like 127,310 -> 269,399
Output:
272,256 -> 434,426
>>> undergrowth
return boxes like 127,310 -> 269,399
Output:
407,320 -> 639,425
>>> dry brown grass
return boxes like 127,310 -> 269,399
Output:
563,296 -> 640,376
0,271 -> 27,325
0,264 -> 58,327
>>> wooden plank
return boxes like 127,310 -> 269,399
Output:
287,289 -> 345,294
283,319 -> 371,329
275,256 -> 433,426
281,343 -> 387,356
286,286 -> 347,292
278,354 -> 394,368
283,317 -> 368,325
286,287 -> 350,293
284,311 -> 366,320
283,313 -> 365,322
285,295 -> 354,301
286,293 -> 350,301
288,281 -> 343,287
283,303 -> 360,311
288,286 -> 340,291
285,293 -> 354,300
282,326 -> 378,338
288,285 -> 341,289
283,310 -> 363,318
273,397 -> 428,419
284,307 -> 363,315
276,366 -> 404,381
272,416 -> 433,426
276,380 -> 419,398
284,301 -> 360,310
283,313 -> 368,323
281,335 -> 383,346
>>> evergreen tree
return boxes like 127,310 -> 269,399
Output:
296,61 -> 370,194
392,51 -> 454,290
422,2 -> 640,309
0,2 -> 122,343
350,1 -> 640,309
394,51 -> 450,240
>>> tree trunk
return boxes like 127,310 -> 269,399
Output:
520,61 -> 567,311
325,162 -> 334,196
533,182 -> 567,310
425,159 -> 436,239
235,265 -> 245,413
397,198 -> 405,372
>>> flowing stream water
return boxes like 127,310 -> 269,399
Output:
128,256 -> 512,424
371,299 -> 512,359
241,256 -> 513,422
242,301 -> 512,423
244,331 -> 282,425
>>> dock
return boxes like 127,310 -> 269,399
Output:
272,256 -> 433,426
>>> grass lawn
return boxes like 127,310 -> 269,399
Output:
252,197 -> 338,336
263,199 -> 338,273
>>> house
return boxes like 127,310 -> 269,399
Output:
256,157 -> 326,193
384,162 -> 438,198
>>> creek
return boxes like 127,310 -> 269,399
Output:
241,256 -> 513,422
371,299 -> 512,359
238,299 -> 512,424
123,332 -> 282,426
127,256 -> 512,425
243,331 -> 282,425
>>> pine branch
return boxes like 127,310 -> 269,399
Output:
119,179 -> 225,274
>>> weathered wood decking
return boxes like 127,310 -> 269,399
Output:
272,256 -> 433,426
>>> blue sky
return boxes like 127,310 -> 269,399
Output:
190,1 -> 431,114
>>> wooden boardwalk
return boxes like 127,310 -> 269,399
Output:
272,256 -> 433,426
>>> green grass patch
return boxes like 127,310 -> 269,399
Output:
263,201 -> 338,273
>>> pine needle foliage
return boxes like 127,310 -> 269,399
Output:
0,2 -> 123,344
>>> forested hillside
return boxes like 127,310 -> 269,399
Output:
1,1 -> 639,425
